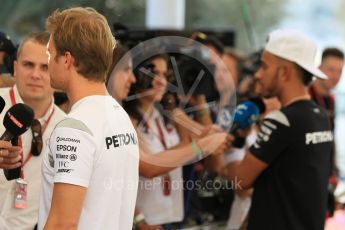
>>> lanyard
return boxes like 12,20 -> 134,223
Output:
153,117 -> 171,196
9,88 -> 55,179
154,117 -> 168,149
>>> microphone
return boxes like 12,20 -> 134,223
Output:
216,98 -> 265,148
1,103 -> 34,141
230,101 -> 260,134
0,96 -> 5,114
2,103 -> 34,180
229,101 -> 260,148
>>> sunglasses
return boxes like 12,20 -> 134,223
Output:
31,119 -> 43,156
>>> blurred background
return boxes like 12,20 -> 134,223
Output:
1,0 -> 345,174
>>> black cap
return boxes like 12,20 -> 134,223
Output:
0,31 -> 16,55
3,103 -> 34,137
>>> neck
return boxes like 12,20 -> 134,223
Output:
23,97 -> 52,119
139,97 -> 155,116
313,80 -> 329,96
67,74 -> 108,107
279,84 -> 310,107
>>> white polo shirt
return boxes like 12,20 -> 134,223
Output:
38,95 -> 139,230
0,85 -> 66,230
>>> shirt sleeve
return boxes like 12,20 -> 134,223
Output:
224,148 -> 246,164
249,110 -> 290,164
50,118 -> 96,188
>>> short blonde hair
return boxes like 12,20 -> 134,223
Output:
46,7 -> 116,82
17,32 -> 50,59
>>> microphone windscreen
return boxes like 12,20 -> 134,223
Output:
3,103 -> 34,137
233,101 -> 260,130
0,96 -> 5,114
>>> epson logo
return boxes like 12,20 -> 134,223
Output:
56,137 -> 81,143
56,145 -> 77,152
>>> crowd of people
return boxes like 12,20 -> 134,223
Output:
0,6 -> 344,230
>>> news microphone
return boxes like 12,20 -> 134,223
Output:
2,103 -> 34,180
229,101 -> 260,148
230,101 -> 260,133
0,96 -> 5,114
1,103 -> 34,141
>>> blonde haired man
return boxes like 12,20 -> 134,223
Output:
38,7 -> 139,230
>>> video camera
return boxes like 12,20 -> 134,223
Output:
0,31 -> 17,75
242,49 -> 262,77
113,25 -> 235,104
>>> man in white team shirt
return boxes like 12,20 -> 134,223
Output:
38,7 -> 139,230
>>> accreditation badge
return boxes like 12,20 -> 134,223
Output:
14,178 -> 28,209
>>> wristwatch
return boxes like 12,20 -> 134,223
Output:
133,213 -> 146,229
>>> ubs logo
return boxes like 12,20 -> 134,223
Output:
70,154 -> 77,161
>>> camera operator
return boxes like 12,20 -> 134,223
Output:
175,33 -> 239,225
226,29 -> 333,230
214,47 -> 254,229
0,31 -> 16,87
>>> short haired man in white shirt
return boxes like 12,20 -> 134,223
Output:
38,7 -> 139,230
0,32 -> 66,230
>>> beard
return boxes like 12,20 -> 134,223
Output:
260,68 -> 280,99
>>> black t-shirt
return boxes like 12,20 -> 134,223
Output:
248,100 -> 332,230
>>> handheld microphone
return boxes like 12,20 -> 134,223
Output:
230,101 -> 260,134
229,101 -> 260,148
0,96 -> 5,114
2,103 -> 34,180
217,98 -> 265,148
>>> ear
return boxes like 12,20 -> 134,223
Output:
64,51 -> 74,69
279,65 -> 291,82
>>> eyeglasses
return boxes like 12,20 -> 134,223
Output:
31,119 -> 42,156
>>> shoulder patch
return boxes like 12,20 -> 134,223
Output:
265,110 -> 290,127
55,118 -> 93,136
